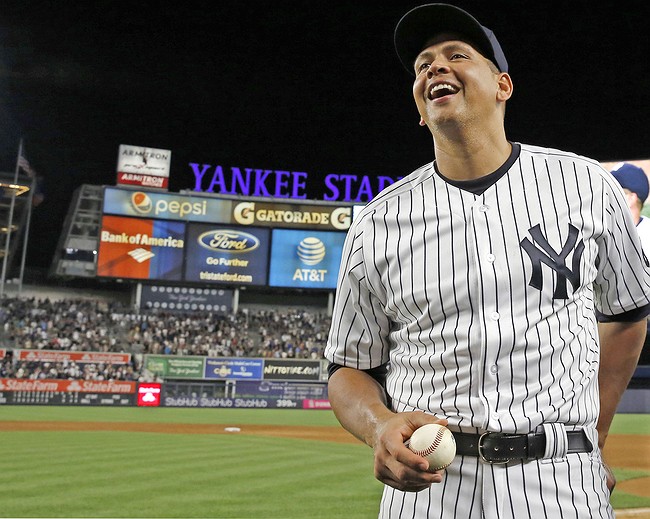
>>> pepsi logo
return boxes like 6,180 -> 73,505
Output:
131,192 -> 153,214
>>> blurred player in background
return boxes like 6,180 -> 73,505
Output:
610,162 -> 650,257
611,162 -> 650,365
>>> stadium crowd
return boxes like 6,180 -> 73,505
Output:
0,296 -> 331,381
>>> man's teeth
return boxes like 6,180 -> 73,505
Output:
429,84 -> 458,98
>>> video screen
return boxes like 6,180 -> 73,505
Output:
268,229 -> 346,289
184,223 -> 270,286
97,216 -> 185,280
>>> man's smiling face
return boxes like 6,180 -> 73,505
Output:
412,34 -> 505,132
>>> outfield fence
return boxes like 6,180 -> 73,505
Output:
0,356 -> 331,409
2,349 -> 649,412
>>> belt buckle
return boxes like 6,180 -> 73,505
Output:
477,432 -> 510,464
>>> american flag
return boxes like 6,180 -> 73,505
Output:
16,148 -> 44,206
18,155 -> 36,178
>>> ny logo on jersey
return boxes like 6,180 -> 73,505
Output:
520,223 -> 585,300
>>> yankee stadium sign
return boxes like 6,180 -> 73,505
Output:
188,162 -> 400,202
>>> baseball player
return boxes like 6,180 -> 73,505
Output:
610,162 -> 650,258
325,4 -> 650,518
610,162 -> 650,367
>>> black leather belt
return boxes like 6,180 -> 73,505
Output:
452,430 -> 593,463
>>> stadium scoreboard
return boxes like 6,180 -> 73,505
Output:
97,187 -> 358,290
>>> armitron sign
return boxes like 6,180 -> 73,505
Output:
117,144 -> 171,190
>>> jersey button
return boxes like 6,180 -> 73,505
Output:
479,204 -> 489,212
489,364 -> 498,375
490,311 -> 500,320
486,253 -> 495,262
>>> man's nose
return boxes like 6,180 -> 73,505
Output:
427,62 -> 450,77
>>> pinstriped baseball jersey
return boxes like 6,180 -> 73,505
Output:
325,142 -> 650,518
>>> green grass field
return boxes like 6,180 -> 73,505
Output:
0,407 -> 648,518
0,407 -> 382,518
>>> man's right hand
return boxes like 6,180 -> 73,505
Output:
371,411 -> 450,492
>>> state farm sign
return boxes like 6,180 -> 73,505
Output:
0,379 -> 136,393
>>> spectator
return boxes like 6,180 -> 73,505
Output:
0,296 -> 333,379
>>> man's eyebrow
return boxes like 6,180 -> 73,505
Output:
416,41 -> 474,61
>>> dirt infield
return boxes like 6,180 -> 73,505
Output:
2,420 -> 648,514
0,420 -> 361,443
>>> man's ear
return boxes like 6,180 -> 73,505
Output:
496,72 -> 514,102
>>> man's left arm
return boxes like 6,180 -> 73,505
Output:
596,318 -> 646,491
596,319 -> 645,449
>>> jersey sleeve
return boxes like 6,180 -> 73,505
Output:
594,169 -> 650,317
324,212 -> 392,370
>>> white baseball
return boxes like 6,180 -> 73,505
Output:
407,423 -> 456,471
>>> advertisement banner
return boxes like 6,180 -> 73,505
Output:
161,379 -> 328,409
144,356 -> 205,379
117,172 -> 168,190
103,187 -> 354,231
0,379 -> 135,393
162,395 -> 270,408
204,358 -> 264,380
268,229 -> 346,289
302,399 -> 331,410
232,201 -> 352,230
137,383 -> 162,406
140,285 -> 233,313
236,380 -> 327,405
97,215 -> 185,280
14,350 -> 131,364
103,187 -> 233,223
0,391 -> 135,406
116,144 -> 171,190
184,224 -> 270,286
262,359 -> 322,381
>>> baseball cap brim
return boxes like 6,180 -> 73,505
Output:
394,3 -> 508,75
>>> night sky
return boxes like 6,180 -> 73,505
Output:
1,0 -> 649,269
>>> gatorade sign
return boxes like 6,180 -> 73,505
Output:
137,383 -> 162,407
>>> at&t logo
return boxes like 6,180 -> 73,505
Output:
293,236 -> 327,282
297,237 -> 326,265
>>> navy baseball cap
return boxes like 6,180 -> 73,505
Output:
394,3 -> 508,75
611,163 -> 650,203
